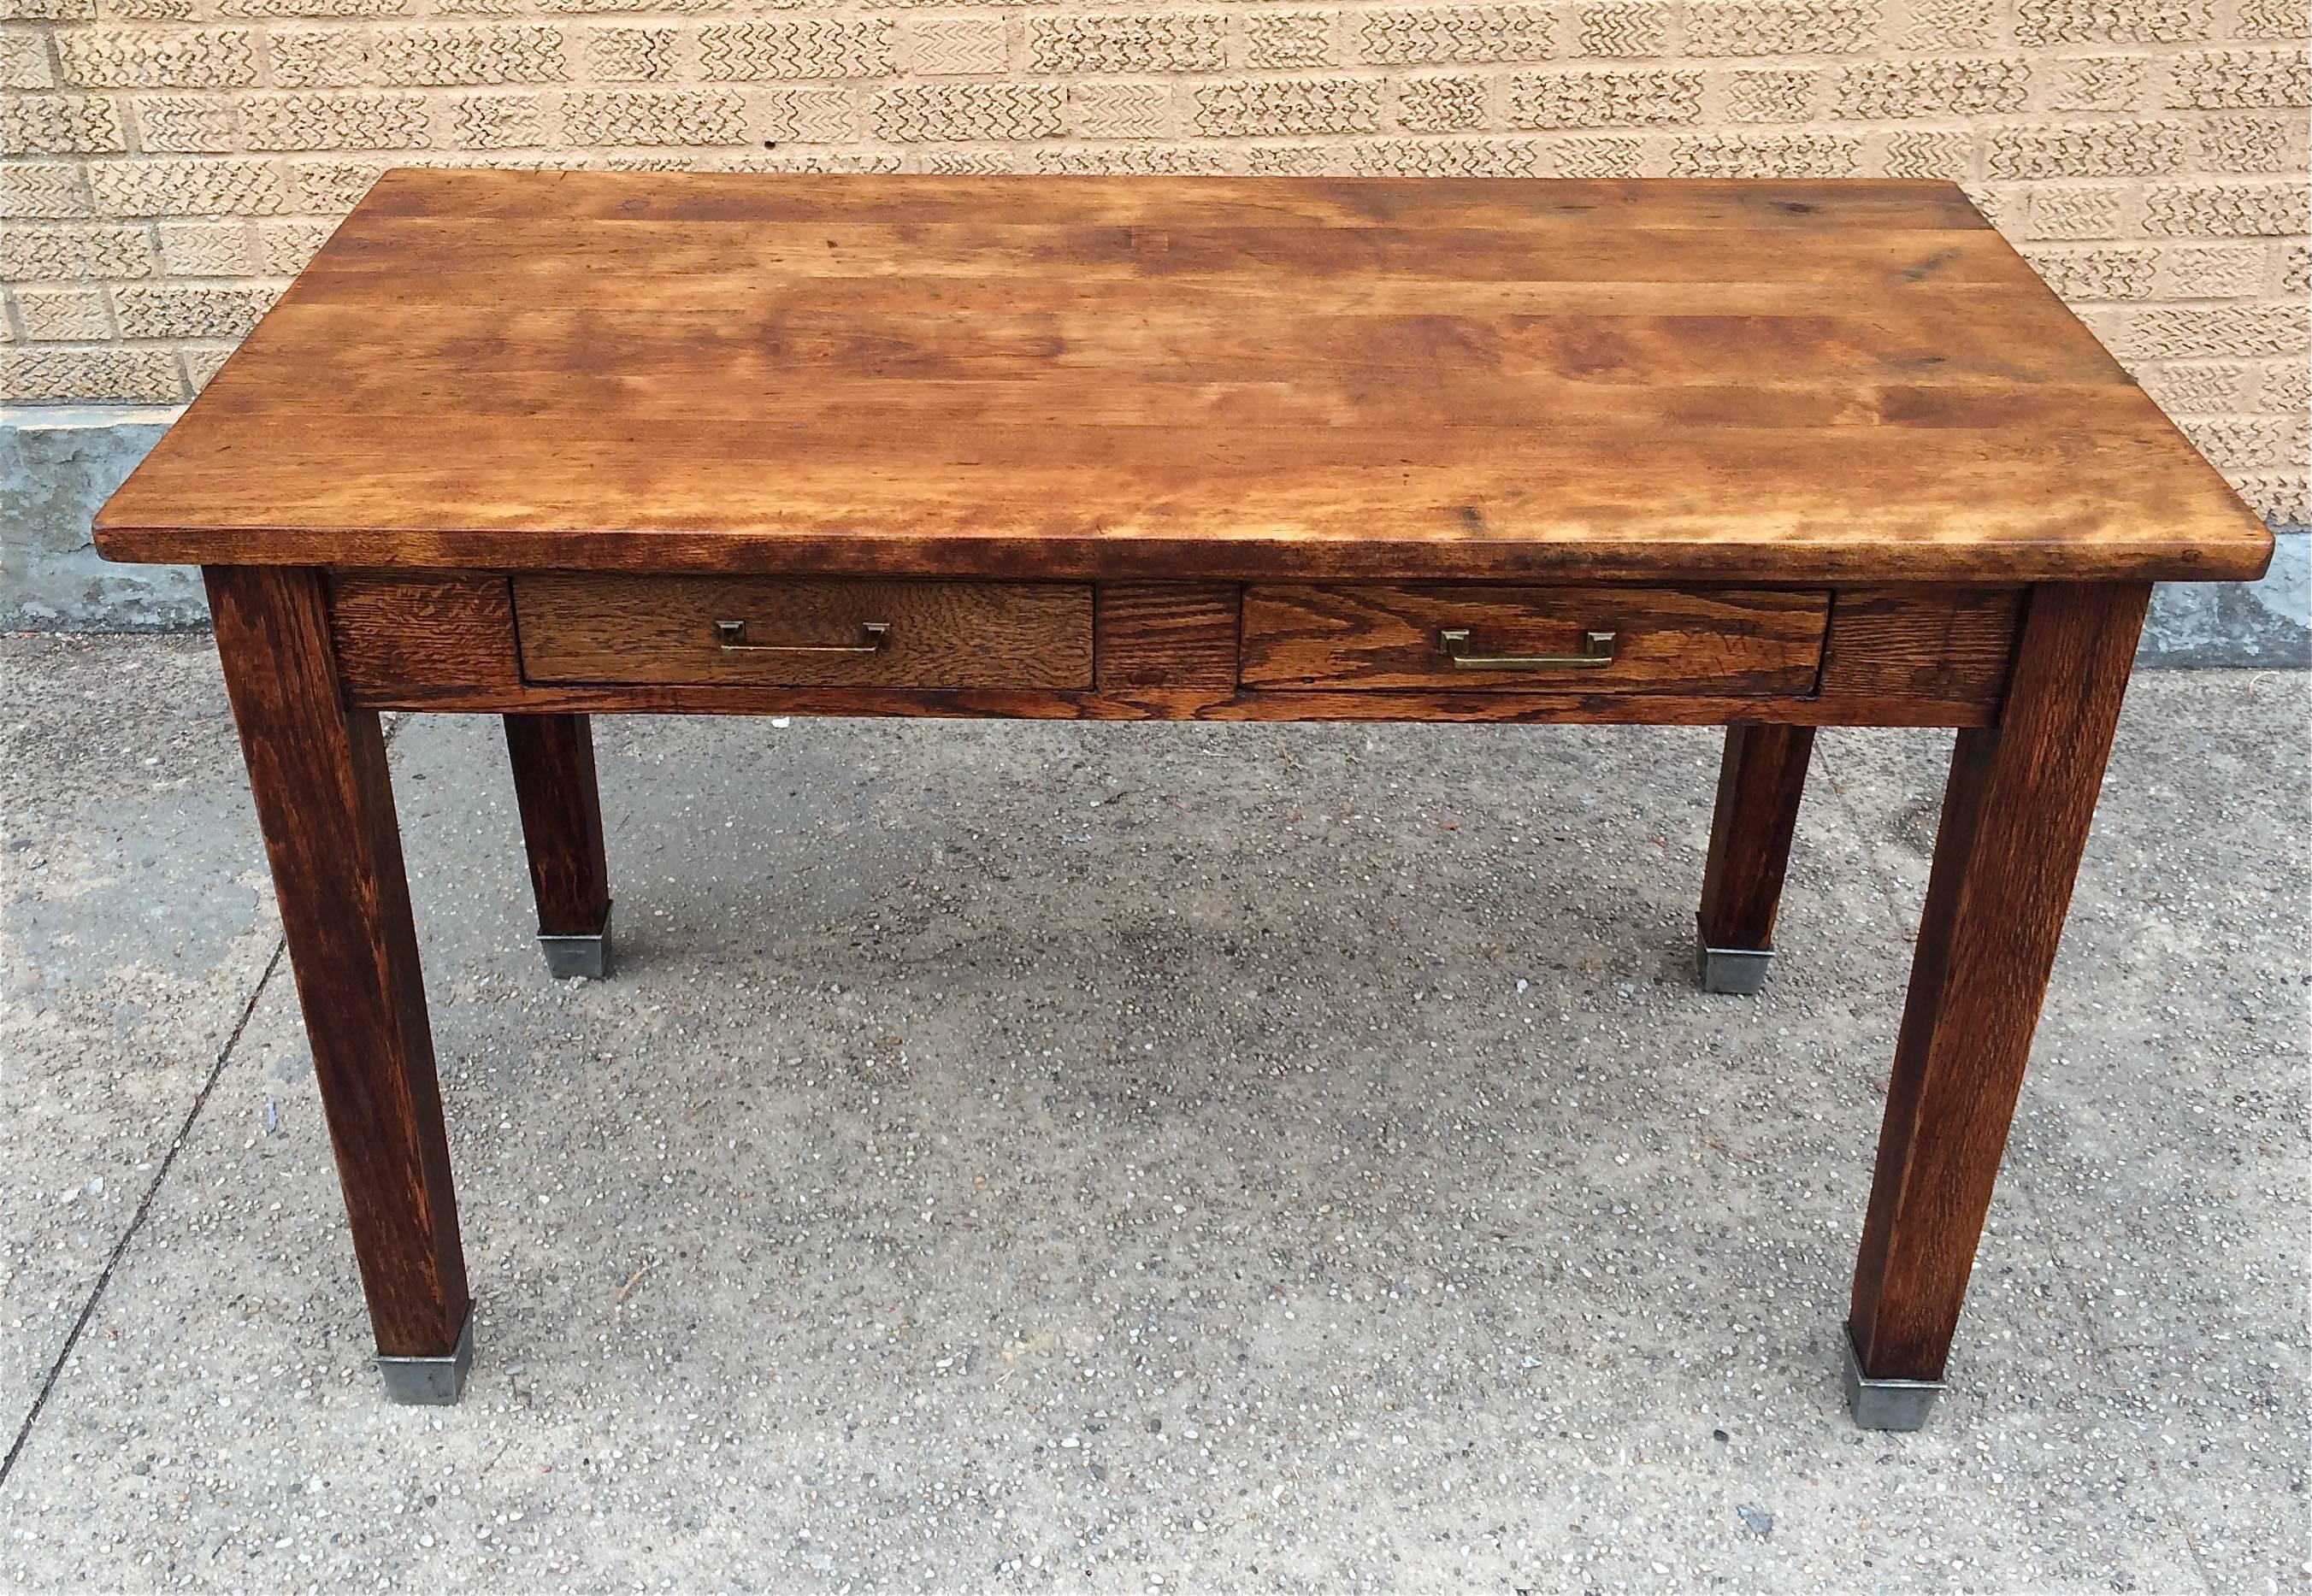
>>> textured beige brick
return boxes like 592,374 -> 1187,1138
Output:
2014,0 -> 2208,44
0,30 -> 55,87
1354,136 -> 1541,174
2233,0 -> 2309,39
292,157 -> 392,209
104,0 -> 198,21
134,96 -> 240,152
57,28 -> 255,87
1881,127 -> 1973,176
2024,244 -> 2157,298
375,25 -> 568,84
220,0 -> 407,15
563,88 -> 743,142
2114,302 -> 2309,358
2156,243 -> 2267,297
1194,77 -> 1380,135
156,219 -> 252,274
0,0 -> 95,15
921,150 -> 1014,173
875,81 -> 1062,139
1960,180 -> 2017,230
1067,81 -> 1166,137
1034,144 -> 1228,173
0,221 -> 153,279
1831,58 -> 2027,118
451,89 -> 550,144
2234,471 -> 2309,525
1984,120 -> 2185,179
2259,357 -> 2309,414
182,344 -> 233,391
0,93 -> 124,155
2138,361 -> 2246,409
1725,68 -> 1816,121
3,346 -> 181,400
2179,414 -> 2309,470
90,156 -> 287,214
268,30 -> 373,88
1243,144 -> 1335,175
1358,7 -> 1552,65
2166,48 -> 2311,109
245,92 -> 433,150
2025,184 -> 2124,238
585,26 -> 678,80
2197,113 -> 2309,173
1397,73 -> 1486,130
698,20 -> 890,79
902,17 -> 1007,74
2050,56 -> 2145,112
1508,68 -> 1697,125
1672,129 -> 1857,174
16,284 -> 113,338
2,162 -> 92,219
2142,180 -> 2309,234
1247,13 -> 1333,68
258,216 -> 337,272
115,281 -> 276,337
1686,0 -> 1877,56
1900,0 -> 1991,48
2281,241 -> 2310,295
756,85 -> 852,140
1548,133 -> 1644,173
1027,15 -> 1222,73
1575,3 -> 1666,56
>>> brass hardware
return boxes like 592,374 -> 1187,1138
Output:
714,619 -> 891,655
1436,627 -> 1618,669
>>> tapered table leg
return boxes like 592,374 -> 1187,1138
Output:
206,565 -> 473,1405
504,713 -> 613,979
1696,723 -> 1815,993
1845,583 -> 2150,1429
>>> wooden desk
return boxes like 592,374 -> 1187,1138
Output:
95,171 -> 2272,1426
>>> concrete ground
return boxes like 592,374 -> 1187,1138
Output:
1,632 -> 2304,1594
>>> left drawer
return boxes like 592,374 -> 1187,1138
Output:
513,574 -> 1094,689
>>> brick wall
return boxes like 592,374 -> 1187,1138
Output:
2,0 -> 2305,523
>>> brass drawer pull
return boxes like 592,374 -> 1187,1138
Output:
714,619 -> 891,655
1436,627 -> 1618,669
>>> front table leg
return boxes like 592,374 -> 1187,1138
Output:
1845,582 -> 2149,1429
206,566 -> 474,1405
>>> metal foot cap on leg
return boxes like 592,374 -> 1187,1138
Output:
539,901 -> 612,981
376,1305 -> 475,1405
1843,1325 -> 1944,1431
1696,925 -> 1773,996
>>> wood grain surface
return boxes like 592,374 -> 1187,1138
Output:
97,171 -> 2269,586
1697,723 -> 1816,952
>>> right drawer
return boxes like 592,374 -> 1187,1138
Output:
1239,585 -> 1831,695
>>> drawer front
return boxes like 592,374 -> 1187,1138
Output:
1241,585 -> 1830,694
514,574 -> 1093,688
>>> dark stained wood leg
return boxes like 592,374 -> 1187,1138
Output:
1845,582 -> 2150,1428
1696,723 -> 1815,993
204,565 -> 472,1403
503,713 -> 613,979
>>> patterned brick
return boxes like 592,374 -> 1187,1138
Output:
1247,13 -> 1333,68
1882,127 -> 1972,177
1685,0 -> 1876,56
1831,58 -> 2026,117
921,150 -> 1014,174
2234,472 -> 2309,526
2114,302 -> 2308,359
2283,242 -> 2310,296
1354,136 -> 1540,174
292,157 -> 392,209
1508,68 -> 1697,125
2233,0 -> 2309,39
1357,7 -> 1552,64
698,20 -> 890,79
2138,361 -> 2246,410
1,162 -> 91,219
1193,77 -> 1379,135
104,0 -> 198,21
2142,180 -> 2308,234
16,284 -> 113,338
1725,68 -> 1815,121
2197,114 -> 2309,173
903,17 -> 1006,74
0,0 -> 94,15
1243,143 -> 1335,174
2179,415 -> 2309,471
2260,357 -> 2309,414
156,219 -> 252,274
1900,0 -> 1991,48
1033,144 -> 1228,173
2050,56 -> 2144,112
2025,184 -> 2123,238
1027,15 -> 1223,73
0,30 -> 55,86
2166,49 -> 2312,109
2014,0 -> 2208,44
90,156 -> 287,214
2024,245 -> 2157,298
3,347 -> 181,400
0,93 -> 124,154
0,221 -> 152,279
451,90 -> 549,145
2156,243 -> 2267,297
245,93 -> 433,150
375,25 -> 568,85
134,96 -> 239,152
57,28 -> 254,87
584,26 -> 677,80
1548,133 -> 1644,173
115,281 -> 274,337
1672,130 -> 1856,174
182,345 -> 233,391
268,30 -> 372,88
1068,81 -> 1166,138
875,81 -> 1062,139
1397,73 -> 1486,130
1984,121 -> 2185,179
1575,3 -> 1666,55
757,85 -> 852,141
563,89 -> 744,143
258,217 -> 336,273
220,0 -> 407,15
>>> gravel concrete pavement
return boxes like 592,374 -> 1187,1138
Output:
2,633 -> 2304,1593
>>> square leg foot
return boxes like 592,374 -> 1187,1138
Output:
1843,1326 -> 1944,1431
539,903 -> 612,981
376,1307 -> 474,1405
1696,930 -> 1773,996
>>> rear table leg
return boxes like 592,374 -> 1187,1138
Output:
504,713 -> 613,979
1696,724 -> 1815,994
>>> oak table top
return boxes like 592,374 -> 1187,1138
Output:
94,169 -> 2269,586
